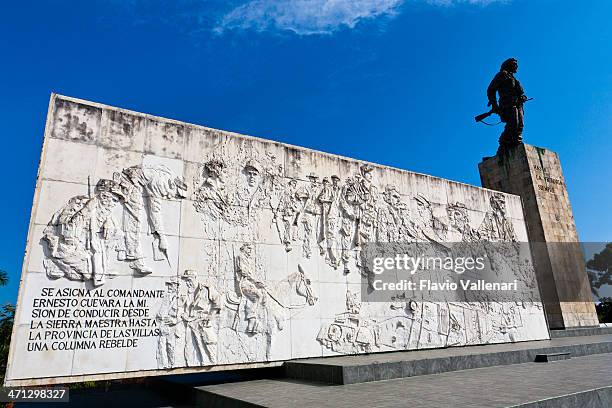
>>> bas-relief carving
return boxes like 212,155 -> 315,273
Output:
31,107 -> 547,381
42,164 -> 187,286
156,271 -> 222,369
182,134 -> 545,362
220,243 -> 317,362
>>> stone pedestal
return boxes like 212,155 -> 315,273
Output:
479,144 -> 598,329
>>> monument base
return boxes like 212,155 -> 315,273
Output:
479,144 -> 599,329
193,331 -> 612,407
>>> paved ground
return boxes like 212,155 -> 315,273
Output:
198,352 -> 612,408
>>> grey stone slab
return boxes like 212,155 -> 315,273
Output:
550,326 -> 612,338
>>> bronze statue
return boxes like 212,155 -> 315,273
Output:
476,58 -> 530,155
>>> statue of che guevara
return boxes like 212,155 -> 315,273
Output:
485,58 -> 529,155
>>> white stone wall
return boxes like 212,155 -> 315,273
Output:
5,94 -> 549,386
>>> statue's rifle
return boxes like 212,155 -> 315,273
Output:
475,98 -> 533,126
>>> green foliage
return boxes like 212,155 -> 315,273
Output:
587,243 -> 612,298
0,270 -> 15,386
587,243 -> 612,273
596,297 -> 612,324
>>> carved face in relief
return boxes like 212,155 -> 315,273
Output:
165,281 -> 178,294
389,190 -> 401,206
447,205 -> 469,231
415,196 -> 432,220
360,165 -> 374,184
240,243 -> 254,258
245,166 -> 260,188
204,160 -> 225,186
123,166 -> 142,183
65,195 -> 88,213
307,174 -> 319,187
98,191 -> 119,208
331,175 -> 340,188
185,277 -> 195,293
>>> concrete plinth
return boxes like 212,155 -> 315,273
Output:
479,144 -> 598,329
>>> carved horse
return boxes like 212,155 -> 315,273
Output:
262,264 -> 317,358
226,264 -> 317,359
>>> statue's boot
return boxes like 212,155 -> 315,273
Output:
130,259 -> 153,275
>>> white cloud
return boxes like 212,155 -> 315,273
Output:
112,0 -> 507,37
426,0 -> 505,5
215,0 -> 405,35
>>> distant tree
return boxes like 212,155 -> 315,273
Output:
587,243 -> 612,298
596,297 -> 612,324
0,269 -> 15,386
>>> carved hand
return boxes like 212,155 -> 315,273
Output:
158,234 -> 169,251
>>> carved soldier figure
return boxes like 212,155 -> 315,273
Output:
355,165 -> 379,250
377,185 -> 408,242
487,58 -> 528,154
76,179 -> 125,286
339,177 -> 358,273
180,270 -> 222,366
318,176 -> 341,267
446,202 -> 479,243
325,175 -> 342,268
274,179 -> 300,251
302,173 -> 321,258
317,177 -> 333,256
114,164 -> 187,275
339,165 -> 379,273
478,193 -> 516,242
194,159 -> 229,220
42,195 -> 90,280
446,202 -> 481,270
236,159 -> 263,217
412,194 -> 448,243
156,277 -> 180,369
236,244 -> 266,333
43,180 -> 125,286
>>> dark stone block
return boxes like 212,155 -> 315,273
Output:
377,362 -> 402,381
342,366 -> 359,384
535,352 -> 571,362
357,364 -> 375,383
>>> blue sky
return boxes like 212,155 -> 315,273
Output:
0,0 -> 610,304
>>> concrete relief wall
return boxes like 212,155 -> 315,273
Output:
5,95 -> 549,386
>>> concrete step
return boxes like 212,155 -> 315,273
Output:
549,325 -> 612,338
284,334 -> 612,384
